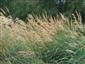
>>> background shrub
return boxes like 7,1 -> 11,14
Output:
0,0 -> 85,21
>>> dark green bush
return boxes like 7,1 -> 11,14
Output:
0,0 -> 85,21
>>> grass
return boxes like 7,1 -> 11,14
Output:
0,13 -> 85,64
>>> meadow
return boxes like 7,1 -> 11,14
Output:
0,13 -> 85,64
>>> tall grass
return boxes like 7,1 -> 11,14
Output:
0,13 -> 85,64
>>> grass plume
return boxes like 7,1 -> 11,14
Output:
0,13 -> 85,64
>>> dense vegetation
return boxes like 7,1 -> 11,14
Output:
0,14 -> 85,64
0,0 -> 85,64
0,0 -> 85,20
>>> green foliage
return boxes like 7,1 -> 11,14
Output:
0,0 -> 85,20
31,29 -> 85,64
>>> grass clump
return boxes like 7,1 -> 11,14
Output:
0,14 -> 85,64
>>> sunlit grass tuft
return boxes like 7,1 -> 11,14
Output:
0,13 -> 85,64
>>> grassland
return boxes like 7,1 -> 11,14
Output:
0,13 -> 85,64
